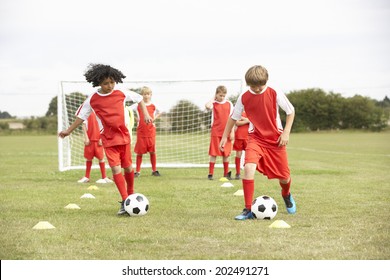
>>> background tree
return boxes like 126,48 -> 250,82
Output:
0,111 -> 14,119
169,100 -> 205,133
45,96 -> 57,117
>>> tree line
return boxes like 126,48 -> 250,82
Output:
0,88 -> 389,134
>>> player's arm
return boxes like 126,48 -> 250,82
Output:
278,111 -> 295,147
81,123 -> 90,145
58,117 -> 84,138
138,100 -> 152,123
219,118 -> 237,152
236,117 -> 250,127
276,90 -> 295,147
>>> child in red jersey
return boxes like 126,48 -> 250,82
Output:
220,65 -> 296,220
59,64 -> 152,215
78,111 -> 113,184
205,85 -> 234,180
132,86 -> 162,177
233,111 -> 249,180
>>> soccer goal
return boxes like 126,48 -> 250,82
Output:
58,79 -> 243,171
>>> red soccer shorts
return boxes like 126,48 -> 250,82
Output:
134,137 -> 156,154
104,144 -> 132,168
84,141 -> 104,160
233,138 -> 248,151
245,139 -> 290,180
209,136 -> 232,157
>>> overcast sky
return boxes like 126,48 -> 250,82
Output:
0,0 -> 389,117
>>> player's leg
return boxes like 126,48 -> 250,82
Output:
105,146 -> 128,215
95,143 -> 112,183
235,150 -> 242,179
134,137 -> 147,177
222,156 -> 231,179
79,144 -> 93,183
124,166 -> 134,196
122,144 -> 135,197
279,177 -> 296,214
135,154 -> 142,177
149,139 -> 160,176
235,162 -> 256,220
78,159 -> 92,183
208,156 -> 216,180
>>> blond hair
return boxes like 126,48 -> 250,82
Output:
215,85 -> 227,95
245,65 -> 269,86
140,86 -> 152,95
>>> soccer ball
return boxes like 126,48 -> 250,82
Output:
251,195 -> 278,220
124,193 -> 149,216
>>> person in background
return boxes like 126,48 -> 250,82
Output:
78,111 -> 113,184
205,85 -> 234,180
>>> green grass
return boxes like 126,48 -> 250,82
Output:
0,132 -> 389,260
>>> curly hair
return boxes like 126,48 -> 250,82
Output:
84,63 -> 126,87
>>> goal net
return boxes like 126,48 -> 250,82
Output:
58,79 -> 243,171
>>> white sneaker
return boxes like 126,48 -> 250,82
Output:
77,177 -> 90,183
104,177 -> 113,183
96,177 -> 113,183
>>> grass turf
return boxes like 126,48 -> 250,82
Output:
0,132 -> 389,260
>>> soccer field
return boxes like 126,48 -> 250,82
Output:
0,132 -> 389,260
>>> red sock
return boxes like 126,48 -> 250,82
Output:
85,161 -> 92,178
223,162 -> 229,176
150,153 -> 157,172
99,162 -> 107,178
136,155 -> 142,173
124,171 -> 134,195
209,162 -> 215,175
280,179 -> 291,197
242,179 -> 255,210
235,157 -> 241,175
113,173 -> 128,201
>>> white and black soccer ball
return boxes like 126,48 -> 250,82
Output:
251,195 -> 278,220
124,193 -> 149,216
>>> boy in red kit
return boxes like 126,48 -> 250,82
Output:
205,85 -> 234,180
59,64 -> 152,215
132,86 -> 162,177
78,111 -> 113,184
233,111 -> 249,180
220,65 -> 296,220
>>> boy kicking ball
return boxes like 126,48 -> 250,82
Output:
220,65 -> 296,220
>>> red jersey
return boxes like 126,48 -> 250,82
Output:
133,103 -> 159,138
231,86 -> 294,149
76,89 -> 142,148
210,100 -> 233,137
85,112 -> 100,142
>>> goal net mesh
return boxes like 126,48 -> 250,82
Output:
58,79 -> 242,171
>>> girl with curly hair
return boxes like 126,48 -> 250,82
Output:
59,64 -> 152,215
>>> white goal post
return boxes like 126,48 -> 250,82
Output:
58,79 -> 243,171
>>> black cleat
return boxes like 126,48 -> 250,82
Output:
224,171 -> 232,180
117,200 -> 128,216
